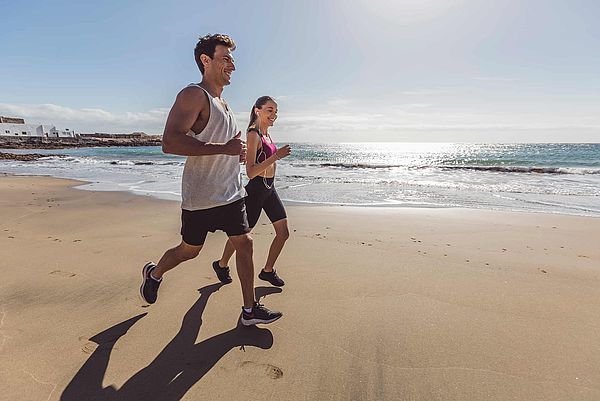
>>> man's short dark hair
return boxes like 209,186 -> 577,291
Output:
194,34 -> 236,74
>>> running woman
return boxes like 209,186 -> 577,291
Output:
213,96 -> 291,287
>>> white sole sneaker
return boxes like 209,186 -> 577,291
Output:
240,314 -> 282,326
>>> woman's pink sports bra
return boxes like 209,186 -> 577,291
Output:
249,128 -> 277,163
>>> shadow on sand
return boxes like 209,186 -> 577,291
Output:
61,285 -> 282,401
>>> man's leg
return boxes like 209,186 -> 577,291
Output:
141,241 -> 202,304
218,239 -> 236,268
219,198 -> 282,325
153,241 -> 203,279
227,234 -> 254,308
212,239 -> 235,284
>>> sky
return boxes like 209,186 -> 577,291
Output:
1,0 -> 599,142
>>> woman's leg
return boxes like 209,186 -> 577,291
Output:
263,218 -> 289,272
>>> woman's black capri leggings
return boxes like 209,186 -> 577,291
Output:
244,176 -> 287,229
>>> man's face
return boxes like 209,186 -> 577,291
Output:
207,45 -> 236,86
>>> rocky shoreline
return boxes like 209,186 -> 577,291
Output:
0,135 -> 162,149
0,151 -> 63,161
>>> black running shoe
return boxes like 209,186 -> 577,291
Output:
140,262 -> 161,304
241,302 -> 283,326
258,269 -> 285,287
212,260 -> 233,284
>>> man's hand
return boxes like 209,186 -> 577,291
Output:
223,132 -> 247,159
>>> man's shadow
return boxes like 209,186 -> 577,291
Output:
61,285 -> 282,401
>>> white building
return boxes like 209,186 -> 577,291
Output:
1,123 -> 43,137
0,118 -> 76,138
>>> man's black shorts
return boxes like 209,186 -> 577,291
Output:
181,198 -> 250,246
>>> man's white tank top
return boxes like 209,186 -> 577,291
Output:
181,84 -> 245,211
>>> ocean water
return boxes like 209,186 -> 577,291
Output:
2,143 -> 599,217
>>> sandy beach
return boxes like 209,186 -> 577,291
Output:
1,174 -> 600,401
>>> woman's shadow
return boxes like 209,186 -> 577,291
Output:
61,285 -> 281,401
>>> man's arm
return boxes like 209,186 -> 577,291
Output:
161,87 -> 244,157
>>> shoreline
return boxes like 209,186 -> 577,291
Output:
3,171 -> 599,219
0,151 -> 64,161
2,142 -> 599,219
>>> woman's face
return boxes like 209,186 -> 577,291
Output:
256,100 -> 278,127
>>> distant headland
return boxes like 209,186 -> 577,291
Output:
0,115 -> 162,149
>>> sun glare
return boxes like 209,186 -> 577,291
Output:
352,0 -> 460,23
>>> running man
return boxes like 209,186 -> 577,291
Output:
140,34 -> 282,326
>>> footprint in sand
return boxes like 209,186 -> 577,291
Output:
238,361 -> 283,379
49,270 -> 76,277
81,342 -> 98,354
265,365 -> 284,379
79,336 -> 118,354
